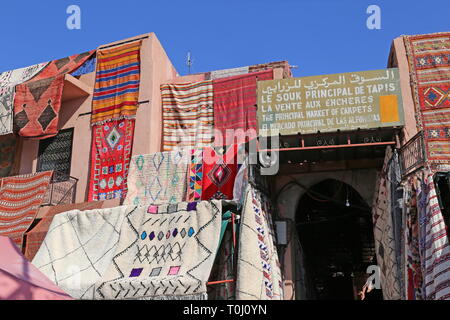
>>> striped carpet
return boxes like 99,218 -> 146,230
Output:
161,81 -> 214,151
91,41 -> 141,125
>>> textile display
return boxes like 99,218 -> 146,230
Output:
388,153 -> 406,299
236,185 -> 283,300
11,51 -> 94,139
208,66 -> 249,80
24,200 -> 118,261
404,177 -> 424,300
88,119 -> 135,201
0,86 -> 14,135
0,134 -> 17,178
404,33 -> 450,165
71,55 -> 97,77
93,201 -> 222,300
213,70 -> 273,146
201,145 -> 238,201
32,206 -> 127,299
0,171 -> 52,249
372,148 -> 402,300
124,150 -> 189,206
28,51 -> 95,81
0,62 -> 48,136
0,62 -> 48,85
421,171 -> 450,300
186,148 -> 203,202
161,81 -> 214,151
91,42 -> 141,125
208,225 -> 236,300
14,75 -> 64,139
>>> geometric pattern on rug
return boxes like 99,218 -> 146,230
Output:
124,149 -> 189,206
0,171 -> 53,250
32,206 -> 128,299
94,201 -> 222,300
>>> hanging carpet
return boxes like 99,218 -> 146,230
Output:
88,119 -> 135,201
124,149 -> 189,206
0,171 -> 53,250
94,201 -> 222,300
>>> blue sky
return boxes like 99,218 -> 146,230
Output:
0,0 -> 448,77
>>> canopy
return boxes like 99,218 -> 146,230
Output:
0,236 -> 73,300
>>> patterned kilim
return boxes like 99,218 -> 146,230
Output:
91,42 -> 141,125
88,119 -> 135,201
71,55 -> 97,77
94,201 -> 222,300
372,148 -> 402,300
213,70 -> 273,146
0,134 -> 17,178
421,171 -> 450,300
124,150 -> 189,206
0,171 -> 52,249
405,176 -> 424,300
0,62 -> 49,136
28,51 -> 95,81
186,148 -> 203,202
0,62 -> 48,85
14,75 -> 65,139
404,33 -> 450,164
236,186 -> 283,300
24,200 -> 117,261
0,86 -> 14,135
32,206 -> 128,299
201,145 -> 238,201
161,81 -> 214,151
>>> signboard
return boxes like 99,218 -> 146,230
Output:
257,68 -> 404,136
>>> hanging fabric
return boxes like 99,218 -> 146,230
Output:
213,70 -> 273,146
0,171 -> 53,249
236,185 -> 284,300
87,119 -> 135,201
161,80 -> 214,151
124,149 -> 189,206
90,42 -> 141,125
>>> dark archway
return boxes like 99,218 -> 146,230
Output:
295,179 -> 382,300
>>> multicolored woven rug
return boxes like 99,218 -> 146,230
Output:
161,81 -> 214,151
0,134 -> 17,178
94,201 -> 222,300
186,148 -> 204,202
201,145 -> 238,200
236,186 -> 283,300
0,171 -> 52,249
91,42 -> 141,125
213,70 -> 273,146
32,205 -> 128,299
24,200 -> 118,261
124,150 -> 189,206
29,51 -> 95,81
372,148 -> 402,300
404,33 -> 450,165
88,119 -> 135,201
0,61 -> 50,136
421,171 -> 450,300
0,87 -> 14,135
14,75 -> 65,139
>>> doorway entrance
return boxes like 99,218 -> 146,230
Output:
295,179 -> 383,300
